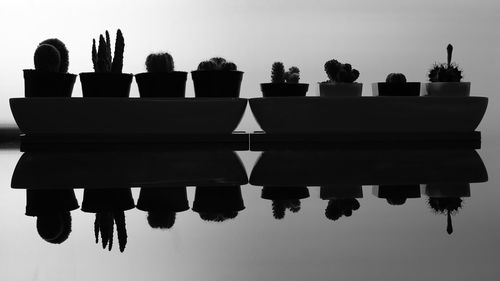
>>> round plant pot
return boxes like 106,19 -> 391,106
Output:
135,72 -> 187,98
23,69 -> 77,97
424,82 -> 471,97
260,83 -> 309,97
191,71 -> 243,98
80,72 -> 133,97
372,82 -> 421,97
319,83 -> 363,97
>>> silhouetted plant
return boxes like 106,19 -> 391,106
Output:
145,52 -> 174,72
91,29 -> 124,73
271,199 -> 301,220
323,59 -> 359,83
197,57 -> 237,71
270,62 -> 300,83
428,44 -> 463,82
325,199 -> 360,221
147,211 -> 176,229
428,197 -> 463,235
36,212 -> 72,244
94,211 -> 128,252
385,73 -> 407,83
34,38 -> 69,73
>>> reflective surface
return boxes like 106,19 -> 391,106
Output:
1,138 -> 499,281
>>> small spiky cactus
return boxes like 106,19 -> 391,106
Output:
197,57 -> 238,71
34,44 -> 61,72
271,62 -> 300,83
145,52 -> 174,72
324,59 -> 359,83
92,29 -> 125,73
428,44 -> 463,82
386,73 -> 407,83
428,197 -> 463,234
38,38 -> 69,73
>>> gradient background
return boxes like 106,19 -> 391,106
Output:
0,1 -> 500,280
0,0 -> 498,132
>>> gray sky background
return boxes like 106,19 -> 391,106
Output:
0,0 -> 498,132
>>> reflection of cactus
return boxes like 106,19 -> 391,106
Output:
428,44 -> 463,82
428,197 -> 463,235
385,73 -> 407,83
271,200 -> 301,219
34,44 -> 61,72
324,59 -> 359,83
38,38 -> 69,73
91,29 -> 125,73
145,52 -> 174,72
325,199 -> 360,221
199,212 -> 238,222
147,211 -> 176,229
271,62 -> 300,83
197,57 -> 237,71
94,211 -> 128,252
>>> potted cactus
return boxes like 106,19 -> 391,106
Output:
425,44 -> 470,96
260,62 -> 309,97
24,38 -> 77,97
372,73 -> 421,96
80,29 -> 133,97
135,52 -> 187,98
191,57 -> 243,98
319,59 -> 362,97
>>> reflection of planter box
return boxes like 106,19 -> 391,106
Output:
320,185 -> 363,199
260,83 -> 309,97
80,72 -> 133,97
24,70 -> 77,97
319,83 -> 362,97
135,72 -> 187,98
372,82 -> 420,97
136,187 -> 189,212
424,183 -> 471,198
191,71 -> 243,98
424,82 -> 470,97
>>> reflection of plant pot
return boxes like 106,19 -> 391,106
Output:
261,186 -> 310,200
80,72 -> 133,97
320,185 -> 363,200
192,186 -> 245,213
372,82 -> 420,96
136,187 -> 189,212
319,83 -> 362,97
373,185 -> 421,205
81,188 -> 135,213
423,183 -> 471,198
424,82 -> 471,97
191,71 -> 243,98
25,189 -> 79,216
23,70 -> 77,97
135,72 -> 188,98
260,83 -> 309,97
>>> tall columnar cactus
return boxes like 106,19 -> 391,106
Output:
38,38 -> 69,73
271,62 -> 300,83
145,52 -> 174,72
428,44 -> 463,82
92,29 -> 125,73
324,59 -> 359,83
197,57 -> 237,71
385,73 -> 407,83
34,44 -> 61,72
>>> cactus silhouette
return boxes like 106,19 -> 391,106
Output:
145,52 -> 174,72
324,59 -> 359,83
91,29 -> 125,73
38,38 -> 69,73
428,43 -> 463,82
385,73 -> 407,83
34,44 -> 61,72
197,57 -> 237,71
270,62 -> 300,83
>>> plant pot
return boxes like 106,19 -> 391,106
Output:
80,72 -> 133,97
191,70 -> 243,98
23,69 -> 77,97
372,82 -> 421,96
260,83 -> 309,97
424,82 -> 471,97
319,82 -> 363,97
135,71 -> 187,98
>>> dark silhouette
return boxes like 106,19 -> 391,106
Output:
192,57 -> 243,98
373,73 -> 420,97
136,187 -> 189,230
192,186 -> 245,222
320,186 -> 362,221
261,62 -> 308,97
425,184 -> 470,235
25,189 -> 79,244
81,188 -> 135,252
261,186 -> 309,220
373,185 -> 421,206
